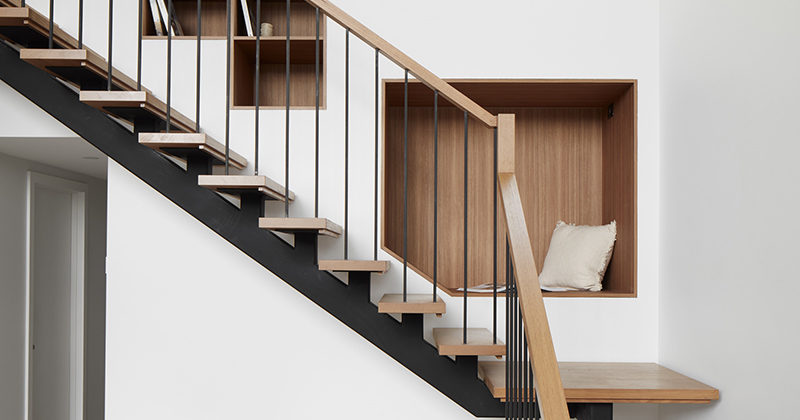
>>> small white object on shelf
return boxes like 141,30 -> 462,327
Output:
240,0 -> 255,36
260,23 -> 273,37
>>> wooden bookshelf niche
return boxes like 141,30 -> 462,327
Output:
382,79 -> 637,298
232,0 -> 326,109
141,0 -> 229,39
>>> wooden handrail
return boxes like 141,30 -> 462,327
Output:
303,0 -> 497,128
498,114 -> 570,420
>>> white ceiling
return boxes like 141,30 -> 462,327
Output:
0,137 -> 108,179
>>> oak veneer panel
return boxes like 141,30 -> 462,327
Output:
232,37 -> 326,108
602,84 -> 637,296
385,79 -> 633,108
478,362 -> 719,403
383,80 -> 637,297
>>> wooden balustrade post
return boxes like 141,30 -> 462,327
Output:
497,113 -> 570,420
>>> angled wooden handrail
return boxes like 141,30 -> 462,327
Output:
303,0 -> 497,128
497,114 -> 570,420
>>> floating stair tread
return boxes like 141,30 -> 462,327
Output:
432,328 -> 505,356
259,217 -> 342,237
198,175 -> 295,201
79,90 -> 195,133
0,7 -> 76,48
21,48 -> 140,92
477,361 -> 719,403
378,294 -> 445,314
318,259 -> 389,273
140,133 -> 248,170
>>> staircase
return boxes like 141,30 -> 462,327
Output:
0,1 -> 569,418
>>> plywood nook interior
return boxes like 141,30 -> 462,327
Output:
140,0 -> 326,109
382,79 -> 637,298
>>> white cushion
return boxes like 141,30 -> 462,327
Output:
538,220 -> 617,292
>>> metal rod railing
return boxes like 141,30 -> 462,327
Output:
137,0 -> 142,90
402,68 -> 408,302
283,0 -> 290,217
493,127 -> 498,343
106,0 -> 112,90
47,0 -> 53,48
463,110 -> 468,344
343,28 -> 349,259
253,0 -> 261,174
165,0 -> 173,131
78,0 -> 83,48
314,7 -> 320,218
433,90 -> 438,302
195,0 -> 201,131
224,0 -> 231,173
373,48 -> 379,260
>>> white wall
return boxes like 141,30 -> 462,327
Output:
11,0 -> 659,418
0,152 -> 107,420
659,1 -> 800,419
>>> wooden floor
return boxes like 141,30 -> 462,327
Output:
478,362 -> 719,403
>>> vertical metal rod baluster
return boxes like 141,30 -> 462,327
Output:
344,28 -> 349,259
517,278 -> 522,419
78,0 -> 84,48
165,0 -> 173,131
530,359 -> 536,419
493,127 -> 498,343
106,0 -> 113,90
511,261 -> 517,419
224,0 -> 231,173
463,111 -> 469,344
253,0 -> 261,174
523,327 -> 529,419
314,7 -> 320,218
137,0 -> 142,90
402,69 -> 408,302
21,0 -> 26,9
505,238 -> 511,420
195,0 -> 201,131
48,0 -> 53,48
373,48 -> 379,260
283,0 -> 290,217
433,90 -> 438,302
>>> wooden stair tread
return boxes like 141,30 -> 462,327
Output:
21,48 -> 140,92
79,90 -> 195,133
318,259 -> 389,273
141,133 -> 248,170
258,217 -> 342,237
432,328 -> 505,356
198,175 -> 295,201
0,7 -> 76,48
477,361 -> 719,403
378,294 -> 445,315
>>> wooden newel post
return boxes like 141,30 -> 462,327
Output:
496,113 -> 570,420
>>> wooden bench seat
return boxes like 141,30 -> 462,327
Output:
478,361 -> 719,404
80,90 -> 195,133
21,48 -> 139,91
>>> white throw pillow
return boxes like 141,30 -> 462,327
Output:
538,220 -> 617,292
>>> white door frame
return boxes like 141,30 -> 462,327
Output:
25,171 -> 88,420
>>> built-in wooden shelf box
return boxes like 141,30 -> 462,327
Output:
232,0 -> 326,109
382,79 -> 637,298
141,0 -> 229,39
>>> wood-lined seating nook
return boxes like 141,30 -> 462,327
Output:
383,79 -> 637,298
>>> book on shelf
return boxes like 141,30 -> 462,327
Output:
154,0 -> 184,36
239,0 -> 255,36
148,0 -> 164,36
